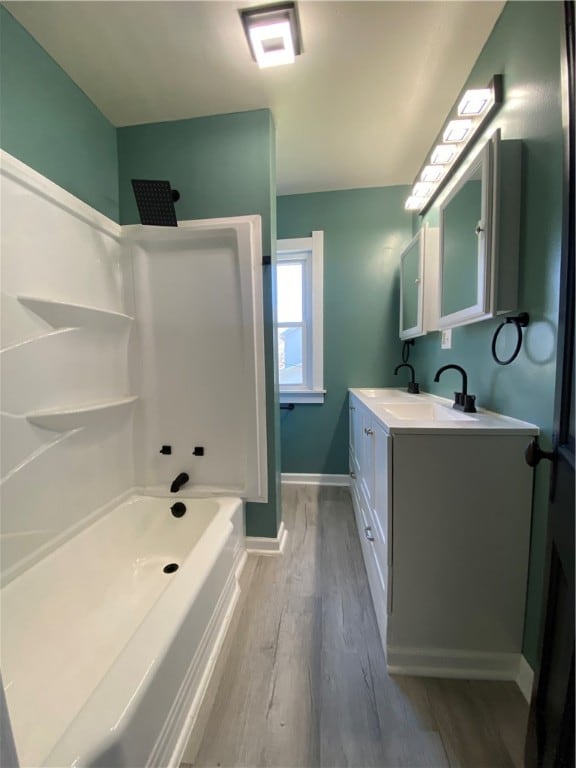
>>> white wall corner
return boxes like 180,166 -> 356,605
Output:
516,655 -> 534,703
281,473 -> 350,487
245,521 -> 287,556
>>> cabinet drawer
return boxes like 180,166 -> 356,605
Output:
349,450 -> 359,479
350,470 -> 362,512
370,516 -> 389,573
356,504 -> 388,653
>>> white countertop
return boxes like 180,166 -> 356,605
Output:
349,388 -> 539,436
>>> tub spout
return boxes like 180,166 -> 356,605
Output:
170,472 -> 189,493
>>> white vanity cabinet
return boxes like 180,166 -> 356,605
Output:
348,389 -> 537,682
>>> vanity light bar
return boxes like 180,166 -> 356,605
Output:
412,181 -> 434,198
405,75 -> 503,216
405,197 -> 423,211
458,88 -> 494,117
443,119 -> 473,143
430,145 -> 459,165
420,164 -> 446,182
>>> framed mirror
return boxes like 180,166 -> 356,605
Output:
399,232 -> 423,338
438,137 -> 493,328
399,224 -> 439,339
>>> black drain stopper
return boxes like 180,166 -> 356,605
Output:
171,502 -> 186,518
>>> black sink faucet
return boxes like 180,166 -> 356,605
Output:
433,364 -> 476,412
394,363 -> 420,394
170,472 -> 189,493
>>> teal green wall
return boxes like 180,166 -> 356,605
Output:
118,111 -> 274,248
413,1 -> 563,668
0,7 -> 119,220
277,187 -> 412,474
118,110 -> 281,537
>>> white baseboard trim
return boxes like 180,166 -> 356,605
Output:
281,473 -> 350,486
387,646 -> 523,682
245,521 -> 287,555
516,655 -> 534,703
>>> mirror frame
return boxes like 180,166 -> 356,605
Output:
437,133 -> 495,328
399,231 -> 424,339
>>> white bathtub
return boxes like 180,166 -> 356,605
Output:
1,494 -> 245,767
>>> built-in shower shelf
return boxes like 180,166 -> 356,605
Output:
26,396 -> 139,431
17,296 -> 134,330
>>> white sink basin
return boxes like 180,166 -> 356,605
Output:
356,388 -> 414,400
376,402 -> 477,422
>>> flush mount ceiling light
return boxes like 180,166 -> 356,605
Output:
240,2 -> 302,69
405,75 -> 503,214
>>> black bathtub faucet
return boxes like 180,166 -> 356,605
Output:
394,363 -> 420,394
433,364 -> 476,413
170,472 -> 189,493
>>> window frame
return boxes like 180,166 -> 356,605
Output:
276,231 -> 324,404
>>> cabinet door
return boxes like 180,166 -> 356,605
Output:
349,397 -> 363,478
399,232 -> 423,339
349,398 -> 358,475
359,410 -> 375,509
373,423 -> 393,616
399,225 -> 439,339
372,423 -> 392,566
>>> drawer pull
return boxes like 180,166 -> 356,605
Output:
364,526 -> 375,542
364,427 -> 374,435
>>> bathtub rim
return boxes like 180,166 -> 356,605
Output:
0,486 -> 249,588
4,493 -> 244,768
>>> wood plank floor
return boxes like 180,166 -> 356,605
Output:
188,484 -> 528,768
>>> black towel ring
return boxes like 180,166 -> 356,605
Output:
491,312 -> 530,366
402,339 -> 415,363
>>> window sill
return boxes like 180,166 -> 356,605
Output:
279,390 -> 326,405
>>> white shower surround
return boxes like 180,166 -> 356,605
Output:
125,218 -> 268,501
0,150 -> 269,766
1,151 -> 134,583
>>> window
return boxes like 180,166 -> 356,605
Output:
275,231 -> 324,404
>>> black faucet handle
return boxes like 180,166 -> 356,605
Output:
452,392 -> 476,412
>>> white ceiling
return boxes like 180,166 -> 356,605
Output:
3,0 -> 505,195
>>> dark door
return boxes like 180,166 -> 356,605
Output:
525,3 -> 575,766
